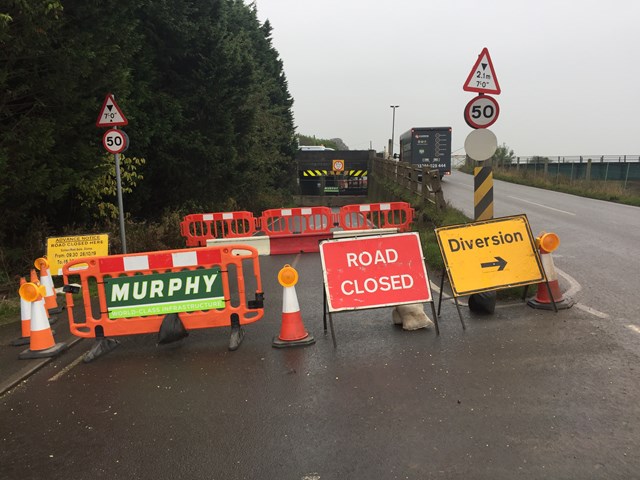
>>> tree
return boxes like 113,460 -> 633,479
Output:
0,0 -> 297,269
492,143 -> 515,166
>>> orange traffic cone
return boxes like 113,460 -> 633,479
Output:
528,233 -> 574,310
273,265 -> 315,348
10,277 -> 31,346
35,257 -> 63,314
29,267 -> 57,325
18,282 -> 66,360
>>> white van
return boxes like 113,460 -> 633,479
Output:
299,145 -> 334,151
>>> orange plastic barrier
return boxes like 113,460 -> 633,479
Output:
180,211 -> 258,247
259,207 -> 334,254
260,207 -> 333,236
338,202 -> 415,232
62,245 -> 264,338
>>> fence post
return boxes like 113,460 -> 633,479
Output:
586,159 -> 592,182
570,162 -> 574,184
624,162 -> 630,190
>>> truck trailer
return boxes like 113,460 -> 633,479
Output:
398,127 -> 452,179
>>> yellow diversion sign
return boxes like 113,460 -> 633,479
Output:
435,215 -> 545,296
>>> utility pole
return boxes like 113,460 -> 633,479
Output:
390,105 -> 399,158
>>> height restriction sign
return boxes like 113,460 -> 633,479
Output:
96,93 -> 128,127
463,47 -> 501,95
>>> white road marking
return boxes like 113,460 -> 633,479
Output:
507,196 -> 576,215
574,303 -> 610,319
627,325 -> 640,334
48,353 -> 84,382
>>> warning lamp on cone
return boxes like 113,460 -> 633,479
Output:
278,265 -> 299,288
536,232 -> 560,254
19,282 -> 47,303
273,265 -> 315,348
34,257 -> 63,314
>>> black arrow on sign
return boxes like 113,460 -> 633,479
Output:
481,256 -> 507,271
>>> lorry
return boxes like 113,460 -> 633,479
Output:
398,127 -> 452,179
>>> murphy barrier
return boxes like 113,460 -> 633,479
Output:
62,245 -> 264,339
182,202 -> 415,253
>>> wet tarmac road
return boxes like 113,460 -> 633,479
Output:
2,252 -> 640,479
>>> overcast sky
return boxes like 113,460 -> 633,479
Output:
253,0 -> 639,157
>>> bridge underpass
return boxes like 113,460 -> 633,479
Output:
295,149 -> 374,207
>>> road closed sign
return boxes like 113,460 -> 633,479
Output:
435,215 -> 545,296
319,232 -> 432,312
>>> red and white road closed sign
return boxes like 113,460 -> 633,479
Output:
319,232 -> 432,312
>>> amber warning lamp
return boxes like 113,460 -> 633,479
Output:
536,232 -> 560,254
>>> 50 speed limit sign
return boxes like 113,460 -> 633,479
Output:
464,95 -> 500,129
102,128 -> 128,154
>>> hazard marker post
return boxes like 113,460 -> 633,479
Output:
319,232 -> 438,346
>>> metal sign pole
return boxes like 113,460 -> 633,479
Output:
114,149 -> 127,253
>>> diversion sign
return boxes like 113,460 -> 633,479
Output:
435,215 -> 545,296
104,267 -> 224,319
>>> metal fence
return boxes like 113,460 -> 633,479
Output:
503,156 -> 640,185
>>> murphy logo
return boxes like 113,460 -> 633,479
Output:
105,268 -> 224,319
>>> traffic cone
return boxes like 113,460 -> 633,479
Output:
527,233 -> 574,310
35,257 -> 63,314
10,277 -> 31,346
30,267 -> 57,325
273,265 -> 315,348
18,282 -> 66,360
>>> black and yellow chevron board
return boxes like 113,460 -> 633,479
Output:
302,170 -> 367,177
474,166 -> 493,220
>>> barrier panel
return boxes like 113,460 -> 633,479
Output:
180,211 -> 258,247
338,202 -> 414,232
62,245 -> 264,338
260,207 -> 334,254
260,206 -> 333,236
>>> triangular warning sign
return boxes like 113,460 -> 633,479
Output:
463,48 -> 501,95
96,93 -> 128,127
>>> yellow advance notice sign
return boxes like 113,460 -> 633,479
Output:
435,215 -> 545,296
47,234 -> 109,276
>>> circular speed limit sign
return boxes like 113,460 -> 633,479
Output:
102,128 -> 128,154
464,95 -> 500,129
